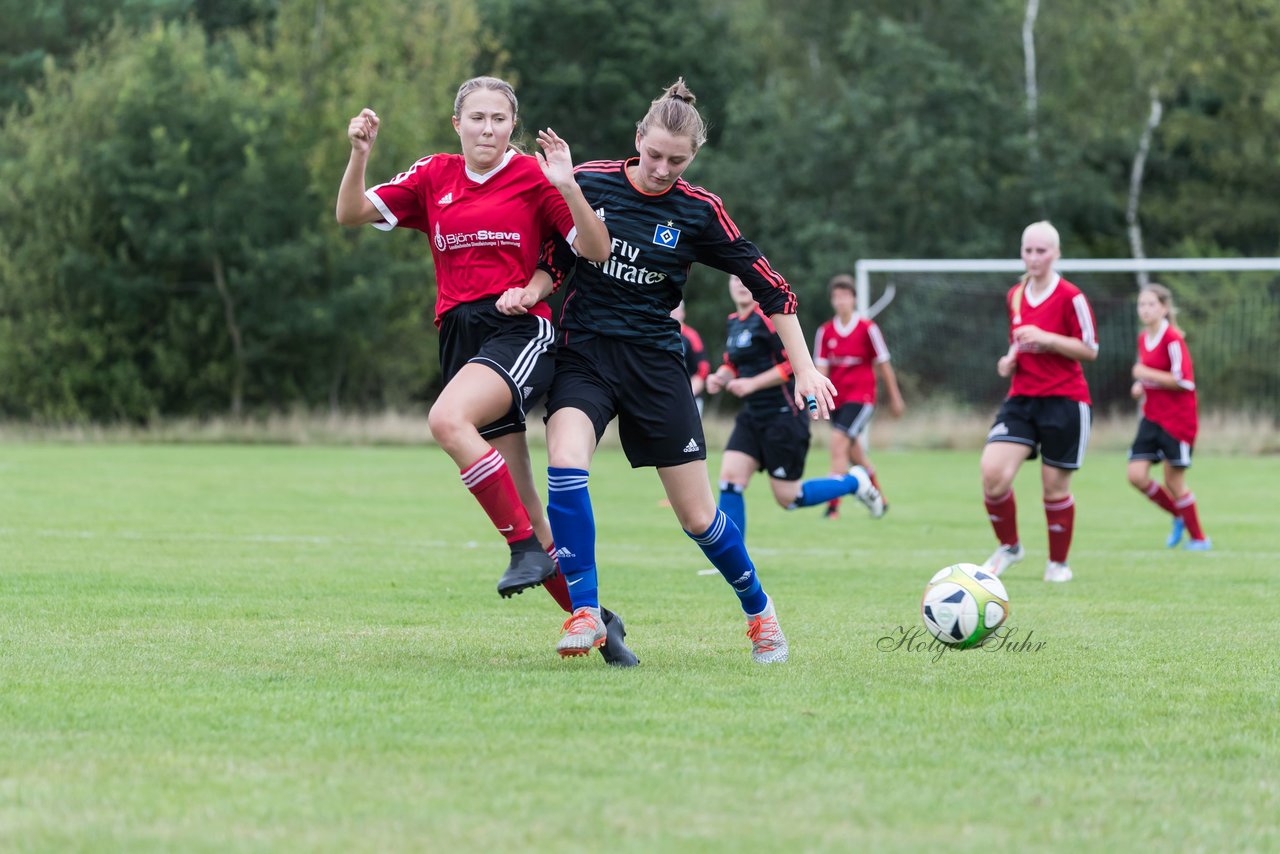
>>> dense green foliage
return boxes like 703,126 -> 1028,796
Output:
2,445 -> 1276,848
1,0 -> 1277,419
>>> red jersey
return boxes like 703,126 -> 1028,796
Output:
367,150 -> 578,326
1137,320 -> 1198,443
812,315 -> 889,405
1007,274 -> 1097,404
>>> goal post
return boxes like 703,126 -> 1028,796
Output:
851,257 -> 1280,419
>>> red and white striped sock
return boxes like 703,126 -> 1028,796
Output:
1044,495 -> 1075,564
984,490 -> 1019,547
459,448 -> 533,545
1175,492 -> 1206,541
1140,481 -> 1179,516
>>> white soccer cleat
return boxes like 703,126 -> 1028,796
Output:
981,543 -> 1025,577
848,465 -> 886,519
556,607 -> 607,657
1044,561 -> 1074,583
746,597 -> 789,664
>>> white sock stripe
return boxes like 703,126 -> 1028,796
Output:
693,510 -> 728,545
1144,482 -> 1160,497
547,475 -> 590,492
508,315 -> 554,387
1175,493 -> 1196,508
1044,495 -> 1075,511
986,490 -> 1014,505
460,450 -> 505,487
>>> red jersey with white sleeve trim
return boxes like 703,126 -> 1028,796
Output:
1007,274 -> 1097,403
366,150 -> 579,326
1137,320 -> 1198,443
812,315 -> 889,405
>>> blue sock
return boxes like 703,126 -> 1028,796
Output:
789,472 -> 860,509
687,510 -> 768,615
718,481 -> 747,537
546,467 -> 598,610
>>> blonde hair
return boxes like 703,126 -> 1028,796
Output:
1140,282 -> 1181,332
636,77 -> 708,151
453,76 -> 518,120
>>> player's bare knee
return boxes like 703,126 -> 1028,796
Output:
680,506 -> 717,535
981,470 -> 1013,498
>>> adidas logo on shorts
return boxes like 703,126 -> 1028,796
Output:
683,438 -> 700,453
522,386 -> 533,399
772,467 -> 787,478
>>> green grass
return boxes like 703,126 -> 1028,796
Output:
1,444 -> 1277,852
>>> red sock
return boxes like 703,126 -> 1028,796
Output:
1140,481 -> 1179,516
1175,492 -> 1206,541
459,448 -> 532,545
1044,495 -> 1075,563
827,471 -> 844,512
542,544 -> 572,613
984,490 -> 1019,547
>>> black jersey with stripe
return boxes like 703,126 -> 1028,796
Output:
723,306 -> 797,416
542,158 -> 797,353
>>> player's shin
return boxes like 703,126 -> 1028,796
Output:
547,467 -> 599,610
687,509 -> 767,615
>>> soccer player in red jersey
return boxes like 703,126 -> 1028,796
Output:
335,77 -> 636,665
812,274 -> 905,519
980,221 -> 1099,583
1126,284 -> 1211,550
502,79 -> 837,664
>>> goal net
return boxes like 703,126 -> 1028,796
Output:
853,258 -> 1280,419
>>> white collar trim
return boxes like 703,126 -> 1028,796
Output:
833,314 -> 861,336
1144,319 -> 1169,350
466,148 -> 516,184
1023,273 -> 1061,307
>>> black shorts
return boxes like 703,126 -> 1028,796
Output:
546,337 -> 706,468
832,402 -> 875,438
725,408 -> 811,481
1129,417 -> 1193,467
438,300 -> 555,439
986,395 -> 1092,470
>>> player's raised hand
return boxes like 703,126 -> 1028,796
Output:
348,108 -> 379,155
535,128 -> 575,189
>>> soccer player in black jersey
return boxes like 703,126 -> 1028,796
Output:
708,276 -> 885,537
498,79 -> 836,664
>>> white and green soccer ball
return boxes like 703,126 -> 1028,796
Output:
921,563 -> 1009,649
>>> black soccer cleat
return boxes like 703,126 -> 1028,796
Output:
598,607 -> 639,668
497,535 -> 558,598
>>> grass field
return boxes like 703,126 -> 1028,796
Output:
1,443 -> 1276,851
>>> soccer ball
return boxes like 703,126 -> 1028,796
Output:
921,563 -> 1009,649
